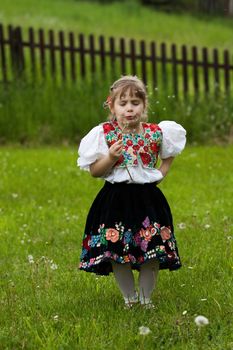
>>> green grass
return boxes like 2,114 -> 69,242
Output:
0,145 -> 232,349
0,0 -> 233,51
0,79 -> 233,144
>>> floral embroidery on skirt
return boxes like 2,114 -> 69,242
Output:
79,181 -> 181,275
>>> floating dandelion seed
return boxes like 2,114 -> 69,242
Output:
194,315 -> 209,327
139,326 -> 151,335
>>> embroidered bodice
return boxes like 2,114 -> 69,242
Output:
103,121 -> 163,169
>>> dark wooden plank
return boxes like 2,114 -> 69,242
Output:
59,30 -> 66,81
28,27 -> 36,78
89,34 -> 96,74
171,44 -> 178,97
99,35 -> 105,74
38,28 -> 46,77
150,42 -> 157,91
140,40 -> 147,86
120,37 -> 126,75
69,32 -> 76,82
181,45 -> 188,96
213,48 -> 219,95
161,42 -> 167,90
48,29 -> 56,79
130,39 -> 136,76
223,49 -> 230,93
202,47 -> 209,93
0,24 -> 7,82
192,46 -> 199,95
8,25 -> 16,73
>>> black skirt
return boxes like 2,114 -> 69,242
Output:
79,181 -> 181,275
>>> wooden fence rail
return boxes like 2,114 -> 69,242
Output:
0,24 -> 233,97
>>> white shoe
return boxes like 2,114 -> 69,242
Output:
124,292 -> 139,309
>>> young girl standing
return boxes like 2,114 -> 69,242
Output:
77,76 -> 186,308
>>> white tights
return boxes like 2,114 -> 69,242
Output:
112,259 -> 159,304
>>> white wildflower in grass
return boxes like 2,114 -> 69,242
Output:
28,255 -> 34,264
204,224 -> 211,229
194,315 -> 209,327
53,315 -> 59,321
201,298 -> 207,301
139,326 -> 151,336
188,266 -> 194,269
182,310 -> 188,315
177,223 -> 186,229
50,263 -> 58,270
12,193 -> 18,199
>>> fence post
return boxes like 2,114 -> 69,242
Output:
192,46 -> 199,96
150,42 -> 157,91
130,39 -> 136,76
223,49 -> 230,93
213,48 -> 220,96
181,45 -> 188,97
202,47 -> 209,93
0,24 -> 7,82
171,44 -> 178,97
8,26 -> 25,79
120,37 -> 126,76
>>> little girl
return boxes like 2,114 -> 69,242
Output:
77,76 -> 186,309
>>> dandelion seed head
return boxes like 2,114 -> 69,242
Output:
50,263 -> 58,270
177,223 -> 186,229
194,315 -> 209,327
204,224 -> 211,229
28,255 -> 34,264
139,326 -> 151,335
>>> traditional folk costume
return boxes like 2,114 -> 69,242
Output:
78,120 -> 186,275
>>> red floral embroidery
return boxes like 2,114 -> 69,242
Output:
150,142 -> 159,152
138,139 -> 144,146
103,122 -> 162,169
133,144 -> 140,151
139,153 -> 151,165
103,123 -> 115,133
126,139 -> 133,146
83,235 -> 91,250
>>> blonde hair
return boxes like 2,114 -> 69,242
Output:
104,75 -> 148,121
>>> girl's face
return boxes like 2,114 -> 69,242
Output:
110,89 -> 145,130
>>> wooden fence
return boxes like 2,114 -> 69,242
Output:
0,24 -> 233,97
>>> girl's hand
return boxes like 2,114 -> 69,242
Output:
109,139 -> 123,161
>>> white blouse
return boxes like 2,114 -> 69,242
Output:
77,120 -> 186,184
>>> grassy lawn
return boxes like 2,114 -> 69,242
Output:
0,0 -> 233,50
0,145 -> 232,349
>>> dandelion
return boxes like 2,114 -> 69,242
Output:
194,315 -> 209,327
28,255 -> 34,264
50,263 -> 58,270
177,223 -> 186,229
139,326 -> 151,335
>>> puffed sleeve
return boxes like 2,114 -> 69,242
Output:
158,120 -> 186,159
77,125 -> 109,171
